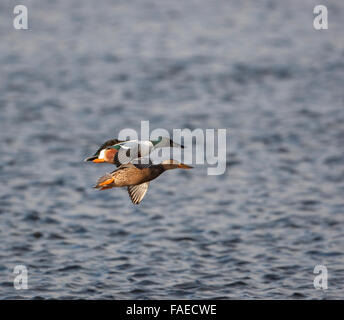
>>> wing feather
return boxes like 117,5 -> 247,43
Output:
127,182 -> 150,204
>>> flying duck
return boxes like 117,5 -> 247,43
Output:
85,137 -> 184,166
94,159 -> 193,204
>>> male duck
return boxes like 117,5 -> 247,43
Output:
85,137 -> 184,166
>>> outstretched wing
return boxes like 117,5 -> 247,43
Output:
115,143 -> 140,165
127,182 -> 150,204
113,140 -> 153,166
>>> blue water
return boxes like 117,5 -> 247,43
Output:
0,0 -> 344,299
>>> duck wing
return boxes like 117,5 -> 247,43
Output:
115,143 -> 142,166
114,154 -> 153,168
113,141 -> 154,166
127,182 -> 150,204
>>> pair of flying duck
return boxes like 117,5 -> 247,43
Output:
85,138 -> 192,204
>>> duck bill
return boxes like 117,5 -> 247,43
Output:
92,158 -> 105,163
84,156 -> 97,162
178,163 -> 193,169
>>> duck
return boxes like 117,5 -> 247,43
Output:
94,159 -> 193,204
85,137 -> 184,166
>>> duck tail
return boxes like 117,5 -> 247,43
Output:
94,173 -> 115,189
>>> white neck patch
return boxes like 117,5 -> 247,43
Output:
99,149 -> 106,159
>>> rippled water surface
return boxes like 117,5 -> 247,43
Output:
0,0 -> 344,299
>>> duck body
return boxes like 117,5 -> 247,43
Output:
96,163 -> 164,188
94,160 -> 192,204
85,137 -> 184,166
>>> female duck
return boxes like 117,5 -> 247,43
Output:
94,159 -> 192,204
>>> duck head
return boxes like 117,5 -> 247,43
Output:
89,147 -> 119,164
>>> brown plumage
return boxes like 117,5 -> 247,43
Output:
94,160 -> 193,204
